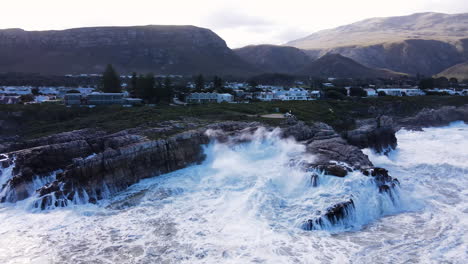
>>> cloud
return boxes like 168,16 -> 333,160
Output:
201,9 -> 276,31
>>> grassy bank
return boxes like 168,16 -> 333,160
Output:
1,96 -> 466,139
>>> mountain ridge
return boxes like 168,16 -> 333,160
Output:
286,12 -> 468,75
0,25 -> 258,76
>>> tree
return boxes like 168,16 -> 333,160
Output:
101,64 -> 121,93
20,94 -> 35,103
194,74 -> 205,92
213,76 -> 224,92
130,72 -> 138,97
349,87 -> 367,97
248,79 -> 259,92
435,77 -> 449,88
141,73 -> 155,103
31,87 -> 40,96
67,89 -> 81,94
325,90 -> 347,100
154,77 -> 173,103
419,78 -> 435,90
449,77 -> 458,87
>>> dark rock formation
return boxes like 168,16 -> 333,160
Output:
0,121 -> 268,206
346,115 -> 397,154
282,120 -> 373,177
310,173 -> 319,187
316,165 -> 348,177
304,199 -> 355,230
399,105 -> 468,130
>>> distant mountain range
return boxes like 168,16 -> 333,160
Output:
0,26 -> 256,76
0,12 -> 467,79
286,12 -> 468,76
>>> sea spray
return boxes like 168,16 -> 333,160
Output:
0,124 -> 465,263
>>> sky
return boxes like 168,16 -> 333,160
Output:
1,0 -> 467,48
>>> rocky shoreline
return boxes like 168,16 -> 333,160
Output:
0,105 -> 466,228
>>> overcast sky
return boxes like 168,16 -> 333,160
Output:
2,0 -> 467,48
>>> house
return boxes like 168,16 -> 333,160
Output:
217,93 -> 234,103
365,89 -> 377,97
185,93 -> 233,104
256,88 -> 317,101
0,95 -> 20,104
64,93 -> 125,106
0,87 -> 32,95
377,88 -> 425,96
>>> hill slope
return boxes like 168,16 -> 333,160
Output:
234,45 -> 313,74
436,61 -> 468,80
298,53 -> 405,78
287,12 -> 468,76
0,25 -> 257,76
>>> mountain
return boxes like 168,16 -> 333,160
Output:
0,25 -> 257,76
234,45 -> 313,74
436,61 -> 468,80
298,53 -> 405,78
287,12 -> 468,76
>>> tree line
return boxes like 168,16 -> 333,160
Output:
100,64 -> 173,103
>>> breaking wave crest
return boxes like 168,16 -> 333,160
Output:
0,124 -> 466,263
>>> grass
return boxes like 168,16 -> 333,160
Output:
2,96 -> 466,140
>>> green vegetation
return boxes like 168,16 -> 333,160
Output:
194,74 -> 205,92
349,87 -> 367,97
1,96 -> 466,140
101,64 -> 121,93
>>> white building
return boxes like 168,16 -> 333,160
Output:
365,89 -> 377,97
186,93 -> 233,103
0,86 -> 32,95
377,88 -> 425,96
256,88 -> 318,101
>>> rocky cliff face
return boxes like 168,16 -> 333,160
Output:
0,119 -> 385,208
0,26 -> 256,76
1,105 -> 465,228
287,12 -> 468,76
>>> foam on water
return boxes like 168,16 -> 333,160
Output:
0,124 -> 466,263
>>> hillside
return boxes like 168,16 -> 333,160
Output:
436,61 -> 468,80
234,45 -> 313,74
0,25 -> 257,76
298,53 -> 405,78
287,12 -> 468,75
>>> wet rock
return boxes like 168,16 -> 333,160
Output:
306,137 -> 373,170
304,199 -> 355,230
379,185 -> 391,193
316,164 -> 348,177
400,105 -> 468,130
345,116 -> 397,154
310,173 -> 319,187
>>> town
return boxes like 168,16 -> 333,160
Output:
1,65 -> 467,106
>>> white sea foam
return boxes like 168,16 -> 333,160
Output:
0,124 -> 466,263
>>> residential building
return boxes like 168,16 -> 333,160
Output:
64,93 -> 125,106
186,93 -> 233,103
365,89 -> 377,97
0,95 -> 20,104
255,88 -> 318,101
377,88 -> 425,96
